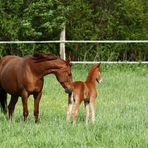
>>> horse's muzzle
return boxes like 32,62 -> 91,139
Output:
65,88 -> 72,94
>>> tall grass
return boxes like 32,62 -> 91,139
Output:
0,64 -> 147,148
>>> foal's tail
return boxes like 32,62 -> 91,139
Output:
0,89 -> 7,113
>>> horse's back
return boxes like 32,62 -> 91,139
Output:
0,55 -> 22,69
0,55 -> 23,76
0,55 -> 24,94
73,81 -> 84,90
0,55 -> 43,95
72,80 -> 97,100
72,81 -> 89,100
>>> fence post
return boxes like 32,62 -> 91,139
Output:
60,25 -> 66,60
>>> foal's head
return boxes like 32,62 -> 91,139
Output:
93,64 -> 102,83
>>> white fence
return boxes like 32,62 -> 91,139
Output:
0,40 -> 148,64
0,40 -> 148,44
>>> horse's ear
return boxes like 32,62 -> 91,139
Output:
66,59 -> 70,62
97,63 -> 101,68
66,58 -> 72,66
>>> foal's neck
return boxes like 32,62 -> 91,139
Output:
85,69 -> 96,84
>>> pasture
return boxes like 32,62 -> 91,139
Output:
0,64 -> 147,148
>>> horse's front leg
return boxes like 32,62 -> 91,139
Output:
22,92 -> 29,121
8,95 -> 18,120
33,91 -> 42,123
66,93 -> 73,122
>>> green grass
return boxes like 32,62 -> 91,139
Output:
0,64 -> 148,148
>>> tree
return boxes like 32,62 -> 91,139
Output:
0,0 -> 147,60
0,0 -> 66,55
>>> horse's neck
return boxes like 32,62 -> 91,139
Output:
29,59 -> 54,76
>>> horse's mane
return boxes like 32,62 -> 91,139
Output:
32,52 -> 58,62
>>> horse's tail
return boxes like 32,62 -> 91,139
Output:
0,89 -> 7,114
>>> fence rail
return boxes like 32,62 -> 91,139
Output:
0,40 -> 148,44
71,61 -> 148,64
0,40 -> 148,64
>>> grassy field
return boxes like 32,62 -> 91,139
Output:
0,64 -> 147,148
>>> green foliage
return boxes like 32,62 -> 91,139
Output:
0,0 -> 147,60
0,0 -> 65,55
20,0 -> 65,40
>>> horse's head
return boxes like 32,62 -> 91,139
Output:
94,64 -> 103,84
32,53 -> 73,92
54,59 -> 73,93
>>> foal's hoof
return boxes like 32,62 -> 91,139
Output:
35,119 -> 39,124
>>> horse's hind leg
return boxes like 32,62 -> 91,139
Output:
84,101 -> 90,125
8,95 -> 18,120
33,92 -> 42,123
66,93 -> 73,122
90,97 -> 95,124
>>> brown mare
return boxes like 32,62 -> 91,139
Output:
66,64 -> 102,125
0,53 -> 72,123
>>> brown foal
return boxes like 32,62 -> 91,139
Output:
66,64 -> 102,125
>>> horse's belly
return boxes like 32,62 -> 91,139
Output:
26,85 -> 42,94
0,70 -> 19,95
24,79 -> 43,94
1,78 -> 19,95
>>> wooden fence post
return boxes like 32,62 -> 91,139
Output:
60,25 -> 66,60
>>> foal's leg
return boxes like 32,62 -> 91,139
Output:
72,96 -> 82,125
66,93 -> 73,122
21,92 -> 29,121
90,98 -> 95,124
33,92 -> 42,123
8,95 -> 18,119
84,101 -> 90,125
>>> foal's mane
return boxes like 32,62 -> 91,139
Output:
32,52 -> 58,62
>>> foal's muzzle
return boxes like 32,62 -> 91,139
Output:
97,79 -> 103,84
